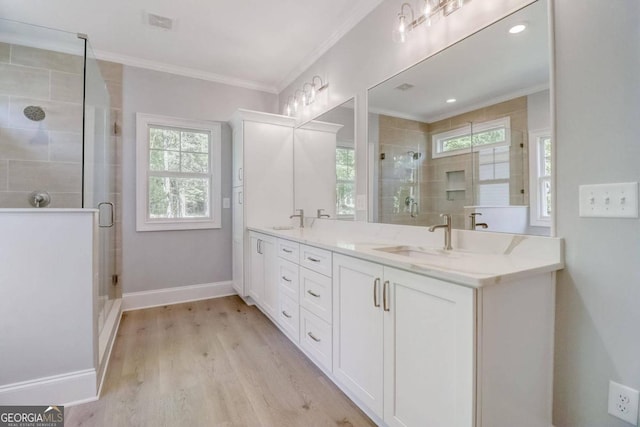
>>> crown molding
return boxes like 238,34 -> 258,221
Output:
93,50 -> 279,94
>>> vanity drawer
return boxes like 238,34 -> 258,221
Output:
299,244 -> 332,277
278,239 -> 300,263
277,258 -> 299,301
300,307 -> 332,372
278,294 -> 299,343
300,267 -> 332,323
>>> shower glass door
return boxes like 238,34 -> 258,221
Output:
83,42 -> 116,337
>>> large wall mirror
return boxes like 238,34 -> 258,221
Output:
294,99 -> 356,221
368,0 -> 551,236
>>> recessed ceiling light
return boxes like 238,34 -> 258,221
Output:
509,24 -> 527,34
446,98 -> 457,103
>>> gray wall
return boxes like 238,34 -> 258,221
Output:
553,1 -> 640,426
122,66 -> 278,293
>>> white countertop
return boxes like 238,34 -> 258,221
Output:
248,220 -> 564,288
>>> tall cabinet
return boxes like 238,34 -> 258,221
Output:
230,110 -> 296,298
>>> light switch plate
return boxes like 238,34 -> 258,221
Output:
356,194 -> 366,210
579,182 -> 638,218
223,197 -> 230,209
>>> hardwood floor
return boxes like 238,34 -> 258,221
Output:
65,296 -> 375,427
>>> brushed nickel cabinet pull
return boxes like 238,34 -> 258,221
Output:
373,278 -> 381,308
282,276 -> 292,282
307,256 -> 321,262
282,311 -> 292,319
308,332 -> 321,342
307,290 -> 320,298
383,280 -> 390,312
282,248 -> 293,253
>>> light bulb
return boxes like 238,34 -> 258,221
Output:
293,98 -> 299,112
398,15 -> 406,33
310,86 -> 316,103
286,104 -> 291,116
302,93 -> 307,105
423,1 -> 431,17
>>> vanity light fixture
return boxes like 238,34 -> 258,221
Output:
283,75 -> 329,116
509,23 -> 527,34
393,0 -> 470,43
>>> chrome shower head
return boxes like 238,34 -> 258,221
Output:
23,106 -> 45,121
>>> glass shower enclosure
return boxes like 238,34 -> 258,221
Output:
0,19 -> 119,367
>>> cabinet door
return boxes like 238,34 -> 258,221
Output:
249,235 -> 264,303
332,254 -> 385,418
383,267 -> 475,427
261,237 -> 278,319
232,187 -> 244,296
232,125 -> 243,187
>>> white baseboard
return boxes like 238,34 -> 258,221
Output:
0,369 -> 97,406
122,281 -> 236,311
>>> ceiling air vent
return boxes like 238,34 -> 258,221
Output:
147,13 -> 174,30
394,83 -> 414,91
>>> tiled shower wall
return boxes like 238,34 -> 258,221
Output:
378,96 -> 529,230
0,42 -> 85,207
377,115 -> 429,226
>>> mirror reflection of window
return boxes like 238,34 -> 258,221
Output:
529,130 -> 552,226
336,146 -> 355,219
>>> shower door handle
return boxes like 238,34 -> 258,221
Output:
98,202 -> 115,228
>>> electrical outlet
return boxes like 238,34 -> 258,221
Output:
608,381 -> 639,425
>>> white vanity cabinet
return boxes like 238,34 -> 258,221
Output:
332,254 -> 474,425
248,232 -> 278,318
247,230 -> 557,427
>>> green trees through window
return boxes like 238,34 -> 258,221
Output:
336,147 -> 355,217
148,127 -> 211,219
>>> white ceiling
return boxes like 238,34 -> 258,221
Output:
0,0 -> 384,93
368,0 -> 549,122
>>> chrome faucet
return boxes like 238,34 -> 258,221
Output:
470,212 -> 488,230
290,209 -> 304,228
317,209 -> 330,219
428,213 -> 452,250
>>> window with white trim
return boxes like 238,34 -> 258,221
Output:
476,145 -> 511,206
432,117 -> 511,158
528,129 -> 552,226
136,113 -> 222,231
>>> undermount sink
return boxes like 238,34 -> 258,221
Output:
373,245 -> 465,261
